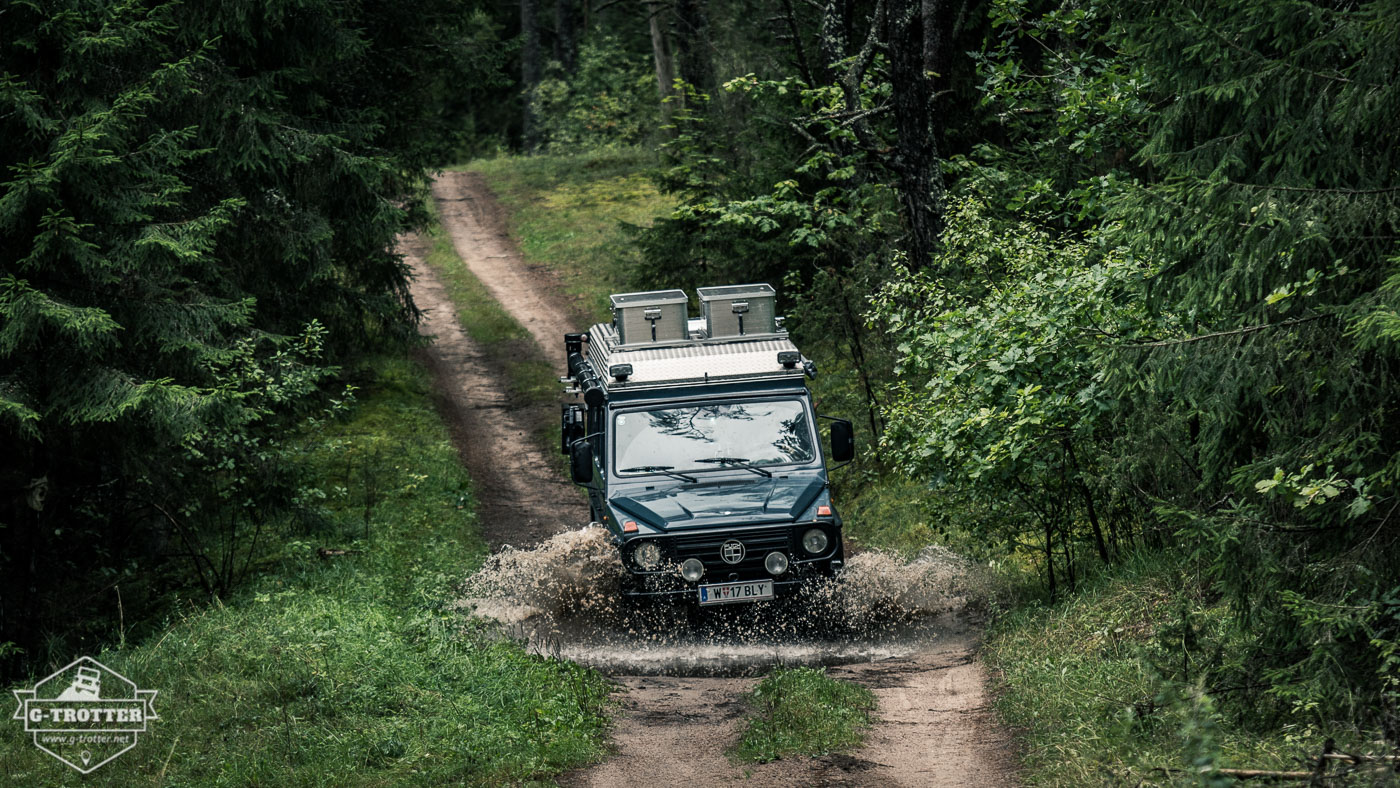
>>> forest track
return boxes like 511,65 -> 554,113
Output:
403,231 -> 574,549
430,171 -> 582,352
408,171 -> 1019,787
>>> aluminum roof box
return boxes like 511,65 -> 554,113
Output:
610,289 -> 689,346
698,283 -> 776,339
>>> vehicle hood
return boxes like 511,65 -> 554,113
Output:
611,476 -> 824,530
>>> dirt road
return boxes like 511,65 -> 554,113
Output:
406,171 -> 1018,787
405,231 -> 574,549
431,171 -> 581,351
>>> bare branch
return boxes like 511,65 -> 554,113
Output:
590,0 -> 630,13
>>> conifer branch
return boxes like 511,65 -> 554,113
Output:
1225,181 -> 1400,196
1124,315 -> 1326,348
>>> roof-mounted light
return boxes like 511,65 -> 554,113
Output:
610,364 -> 633,381
777,351 -> 800,369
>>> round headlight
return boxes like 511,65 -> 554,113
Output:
802,528 -> 829,555
765,551 -> 789,576
680,558 -> 705,582
633,541 -> 661,570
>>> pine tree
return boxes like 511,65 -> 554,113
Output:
0,0 -> 504,679
1109,0 -> 1400,723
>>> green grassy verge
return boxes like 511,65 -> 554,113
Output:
460,149 -> 672,322
982,551 -> 1388,785
733,667 -> 876,764
2,358 -> 610,786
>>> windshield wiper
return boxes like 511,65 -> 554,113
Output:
620,465 -> 698,483
693,457 -> 773,478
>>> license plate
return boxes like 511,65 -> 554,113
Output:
698,580 -> 774,605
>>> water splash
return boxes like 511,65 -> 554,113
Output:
456,525 -> 985,676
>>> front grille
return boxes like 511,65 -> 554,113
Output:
670,526 -> 794,576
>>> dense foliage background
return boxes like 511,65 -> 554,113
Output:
0,0 -> 506,677
493,0 -> 1400,746
4,0 -> 1398,774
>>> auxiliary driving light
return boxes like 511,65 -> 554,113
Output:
633,541 -> 662,570
765,551 -> 789,575
802,528 -> 829,555
681,558 -> 705,582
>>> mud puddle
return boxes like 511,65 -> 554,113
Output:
456,525 -> 986,677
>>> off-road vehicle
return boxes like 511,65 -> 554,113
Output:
560,284 -> 853,605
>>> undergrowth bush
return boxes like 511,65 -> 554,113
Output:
985,551 -> 1395,785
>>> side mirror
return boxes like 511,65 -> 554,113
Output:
570,441 -> 594,484
829,419 -> 855,464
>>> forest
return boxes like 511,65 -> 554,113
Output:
2,0 -> 1398,783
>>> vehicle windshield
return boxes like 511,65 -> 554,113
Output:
614,400 -> 816,474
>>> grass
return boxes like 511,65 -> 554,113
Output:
732,667 -> 877,764
981,550 -> 1391,786
1,357 -> 612,786
460,148 -> 672,322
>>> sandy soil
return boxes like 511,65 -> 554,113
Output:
408,173 -> 1019,787
827,619 -> 1018,787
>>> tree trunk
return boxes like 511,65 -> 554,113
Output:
778,0 -> 815,86
673,0 -> 715,96
818,0 -> 849,87
1061,521 -> 1076,593
554,0 -> 582,73
921,0 -> 942,76
521,0 -> 543,150
646,0 -> 676,126
820,0 -> 884,151
839,286 -> 883,441
886,0 -> 945,268
1065,437 -> 1111,563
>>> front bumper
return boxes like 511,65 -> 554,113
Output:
619,553 -> 843,600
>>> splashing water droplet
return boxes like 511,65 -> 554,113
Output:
457,525 -> 988,676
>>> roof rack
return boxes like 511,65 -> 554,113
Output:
565,286 -> 813,400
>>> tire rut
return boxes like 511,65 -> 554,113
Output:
431,171 -> 583,352
403,232 -> 574,549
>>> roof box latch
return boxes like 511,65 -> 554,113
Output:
731,300 -> 749,335
643,308 -> 662,342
